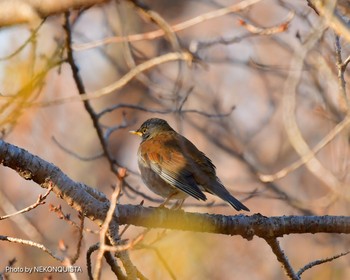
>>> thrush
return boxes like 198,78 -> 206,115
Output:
130,118 -> 249,211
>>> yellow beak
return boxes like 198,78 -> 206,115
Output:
129,130 -> 142,136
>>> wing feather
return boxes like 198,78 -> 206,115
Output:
142,137 -> 207,201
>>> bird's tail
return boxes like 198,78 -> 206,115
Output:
211,181 -> 250,211
225,193 -> 250,211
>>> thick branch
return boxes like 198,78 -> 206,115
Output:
116,205 -> 350,239
1,139 -> 350,240
0,139 -> 110,226
0,0 -> 110,27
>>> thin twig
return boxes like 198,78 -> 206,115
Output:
297,250 -> 350,277
130,0 -> 180,49
87,242 -> 128,280
93,169 -> 124,279
265,238 -> 299,280
49,204 -> 80,230
74,0 -> 262,50
34,51 -> 193,107
100,233 -> 144,253
63,10 -> 124,173
334,33 -> 349,109
87,243 -> 99,280
238,11 -> 294,34
114,2 -> 178,98
259,115 -> 350,182
0,20 -> 45,61
98,103 -> 235,119
137,244 -> 176,280
104,251 -> 128,280
0,235 -> 63,262
343,55 -> 350,68
0,187 -> 52,220
131,0 -> 186,112
70,212 -> 85,264
52,136 -> 104,161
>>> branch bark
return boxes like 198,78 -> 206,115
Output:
116,205 -> 350,238
0,139 -> 110,226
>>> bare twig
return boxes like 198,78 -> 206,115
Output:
103,250 -> 128,280
93,169 -> 124,280
334,33 -> 349,110
130,0 -> 180,50
259,115 -> 350,182
34,51 -> 193,107
52,136 -> 104,161
87,243 -> 99,280
0,190 -> 45,241
113,2 -> 176,98
70,212 -> 85,264
343,55 -> 350,68
238,11 -> 294,35
265,238 -> 299,280
0,20 -> 45,61
0,235 -> 63,262
297,250 -> 350,277
49,204 -> 81,230
62,10 -> 125,174
0,187 -> 52,220
129,0 -> 186,111
137,244 -> 176,280
101,233 -> 144,253
97,103 -> 235,119
87,242 -> 129,280
74,0 -> 263,50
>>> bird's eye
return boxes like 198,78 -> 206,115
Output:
141,127 -> 147,134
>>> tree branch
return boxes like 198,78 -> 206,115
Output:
0,139 -> 109,226
265,238 -> 299,280
1,139 -> 350,240
116,205 -> 350,238
0,0 -> 110,27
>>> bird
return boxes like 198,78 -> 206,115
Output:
130,118 -> 249,211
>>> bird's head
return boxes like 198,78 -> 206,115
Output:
129,118 -> 173,141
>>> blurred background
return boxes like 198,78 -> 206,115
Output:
0,0 -> 350,279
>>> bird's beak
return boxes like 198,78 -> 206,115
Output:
129,130 -> 142,137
